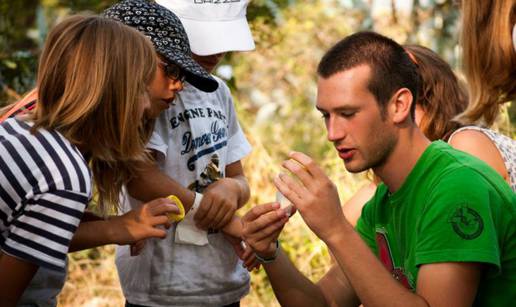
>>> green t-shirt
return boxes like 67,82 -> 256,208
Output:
356,141 -> 516,306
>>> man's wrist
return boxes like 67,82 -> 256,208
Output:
255,240 -> 280,264
325,221 -> 353,248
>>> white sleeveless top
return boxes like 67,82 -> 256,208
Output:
449,126 -> 516,192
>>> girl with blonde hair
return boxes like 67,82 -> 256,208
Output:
0,15 -> 179,306
449,0 -> 516,191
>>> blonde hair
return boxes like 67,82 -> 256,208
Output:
457,0 -> 516,126
33,15 -> 156,214
404,45 -> 468,141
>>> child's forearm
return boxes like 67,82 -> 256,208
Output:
127,160 -> 196,212
230,175 -> 251,208
222,215 -> 243,238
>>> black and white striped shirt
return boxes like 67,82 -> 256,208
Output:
0,118 -> 91,271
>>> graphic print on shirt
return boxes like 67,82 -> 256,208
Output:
448,205 -> 484,240
169,106 -> 229,172
188,154 -> 222,193
375,229 -> 414,290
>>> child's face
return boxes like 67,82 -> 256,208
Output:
192,53 -> 226,73
145,56 -> 185,119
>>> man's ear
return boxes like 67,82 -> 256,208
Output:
388,88 -> 413,124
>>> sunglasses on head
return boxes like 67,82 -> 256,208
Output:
158,60 -> 186,83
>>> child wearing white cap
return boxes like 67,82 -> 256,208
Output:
115,1 -> 257,306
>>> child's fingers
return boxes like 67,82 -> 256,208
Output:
151,215 -> 170,228
196,201 -> 220,229
205,203 -> 227,229
214,210 -> 234,230
244,256 -> 257,270
148,202 -> 179,216
193,197 -> 212,221
147,227 -> 167,239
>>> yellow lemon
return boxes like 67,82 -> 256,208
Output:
166,195 -> 185,222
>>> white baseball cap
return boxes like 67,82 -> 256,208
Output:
156,0 -> 255,56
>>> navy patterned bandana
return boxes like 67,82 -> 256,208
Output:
104,0 -> 218,92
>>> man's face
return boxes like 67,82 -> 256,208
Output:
316,64 -> 397,173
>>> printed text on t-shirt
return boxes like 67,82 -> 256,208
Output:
170,107 -> 227,129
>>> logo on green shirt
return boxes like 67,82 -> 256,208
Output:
449,206 -> 484,240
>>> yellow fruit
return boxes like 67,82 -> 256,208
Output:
166,195 -> 185,222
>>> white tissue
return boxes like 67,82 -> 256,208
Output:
175,193 -> 209,246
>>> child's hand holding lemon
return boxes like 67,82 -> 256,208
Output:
166,195 -> 185,222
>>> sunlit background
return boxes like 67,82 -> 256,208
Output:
0,1 -> 513,306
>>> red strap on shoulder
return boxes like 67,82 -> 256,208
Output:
0,88 -> 38,122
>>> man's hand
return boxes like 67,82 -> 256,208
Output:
274,151 -> 347,243
194,178 -> 240,230
242,202 -> 289,259
109,198 -> 179,245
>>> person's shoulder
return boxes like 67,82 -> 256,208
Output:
448,127 -> 510,182
448,127 -> 496,153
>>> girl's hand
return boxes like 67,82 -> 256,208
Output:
110,198 -> 178,244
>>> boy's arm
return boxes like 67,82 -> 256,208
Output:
126,157 -> 196,212
225,161 -> 251,208
127,147 -> 249,231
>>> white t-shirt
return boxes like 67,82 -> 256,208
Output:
116,76 -> 252,306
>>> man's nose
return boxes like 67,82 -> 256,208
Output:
327,117 -> 345,142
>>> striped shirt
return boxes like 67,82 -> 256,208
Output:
0,118 -> 91,272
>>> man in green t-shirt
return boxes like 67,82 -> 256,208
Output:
241,31 -> 516,306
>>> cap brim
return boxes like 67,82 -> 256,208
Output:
156,45 -> 219,93
179,17 -> 255,56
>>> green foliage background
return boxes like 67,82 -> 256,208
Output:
0,1 -> 512,306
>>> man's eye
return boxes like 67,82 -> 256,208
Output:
320,113 -> 329,119
341,112 -> 356,118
